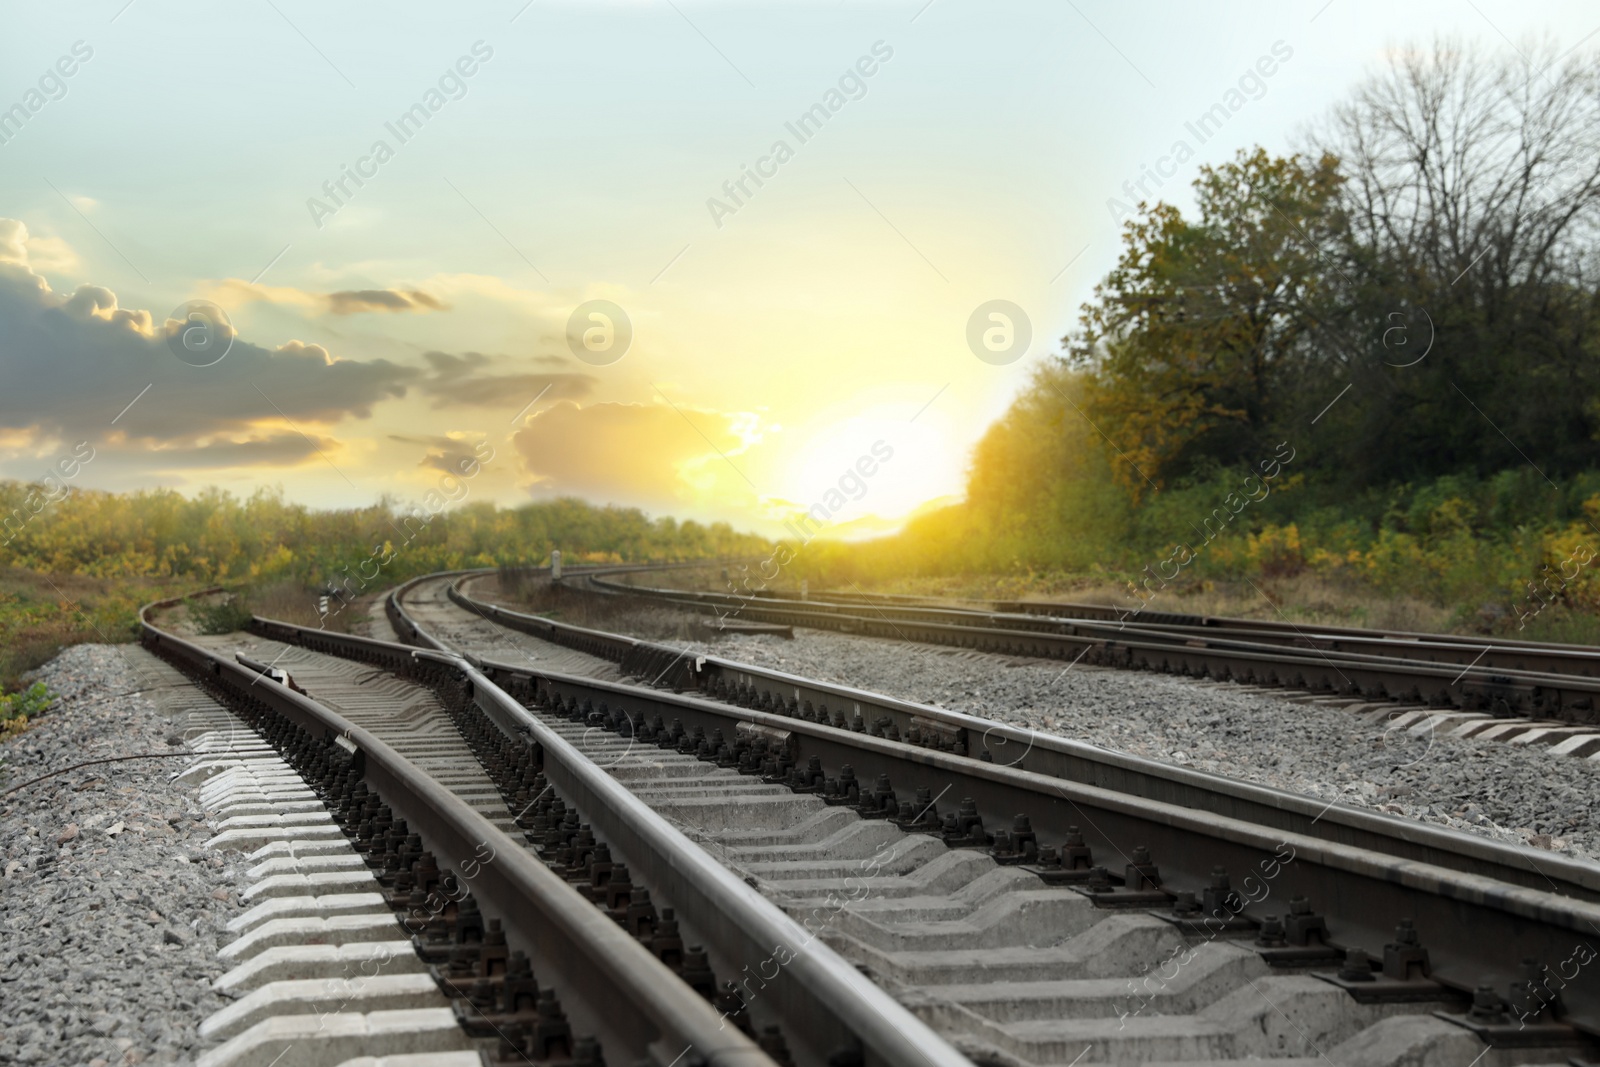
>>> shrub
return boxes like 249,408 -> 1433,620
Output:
189,594 -> 253,635
1,681 -> 54,738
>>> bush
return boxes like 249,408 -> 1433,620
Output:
1,680 -> 54,738
189,594 -> 253,635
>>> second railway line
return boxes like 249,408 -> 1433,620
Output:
260,567 -> 1600,1062
584,571 -> 1600,727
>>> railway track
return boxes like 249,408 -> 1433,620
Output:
138,589 -> 960,1067
580,571 -> 1600,733
445,573 -> 1600,899
124,567 -> 1600,1065
365,569 -> 1600,1063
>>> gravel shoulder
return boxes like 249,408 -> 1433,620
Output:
0,644 -> 244,1067
518,591 -> 1600,863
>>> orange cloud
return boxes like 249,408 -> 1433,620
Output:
512,400 -> 758,511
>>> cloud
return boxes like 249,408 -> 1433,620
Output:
0,219 -> 76,281
0,220 -> 28,265
121,432 -> 337,470
418,449 -> 479,476
415,350 -> 595,410
389,431 -> 493,477
327,289 -> 448,315
0,218 -> 417,452
199,278 -> 321,312
60,283 -> 155,337
19,234 -> 78,274
0,432 -> 339,489
198,278 -> 449,316
389,432 -> 477,450
511,400 -> 754,510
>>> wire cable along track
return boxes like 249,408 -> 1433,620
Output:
384,567 -> 1600,1061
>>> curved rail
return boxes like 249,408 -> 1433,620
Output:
413,569 -> 1600,1041
138,591 -> 774,1067
583,573 -> 1600,723
448,571 -> 1600,904
250,591 -> 973,1067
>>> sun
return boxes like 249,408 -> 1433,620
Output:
772,404 -> 965,532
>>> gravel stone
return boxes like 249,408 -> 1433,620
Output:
0,644 -> 240,1065
592,610 -> 1600,861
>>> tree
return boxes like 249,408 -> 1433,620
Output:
1067,149 -> 1343,494
1309,38 -> 1600,484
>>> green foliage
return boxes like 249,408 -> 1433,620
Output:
1069,149 -> 1343,494
188,594 -> 253,635
1067,45 -> 1600,493
0,681 -> 53,721
0,568 -> 164,692
810,46 -> 1600,637
0,485 -> 768,587
793,363 -> 1600,634
0,489 -> 770,686
0,680 -> 53,738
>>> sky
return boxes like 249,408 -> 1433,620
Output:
1,0 -> 1596,539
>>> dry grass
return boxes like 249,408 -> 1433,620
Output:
483,571 -> 715,643
602,563 -> 1600,646
0,567 -> 193,690
849,571 -> 1460,630
1015,574 -> 1456,633
141,580 -> 362,637
847,571 -> 1600,642
248,579 -> 360,633
0,570 -> 368,694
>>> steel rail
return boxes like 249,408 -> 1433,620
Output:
798,588 -> 1600,681
251,602 -> 974,1067
396,574 -> 1600,1041
443,571 -> 1600,902
625,575 -> 1600,678
451,650 -> 972,1067
765,584 -> 1600,661
137,593 -> 774,1067
580,574 -> 1600,722
990,594 -> 1600,651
